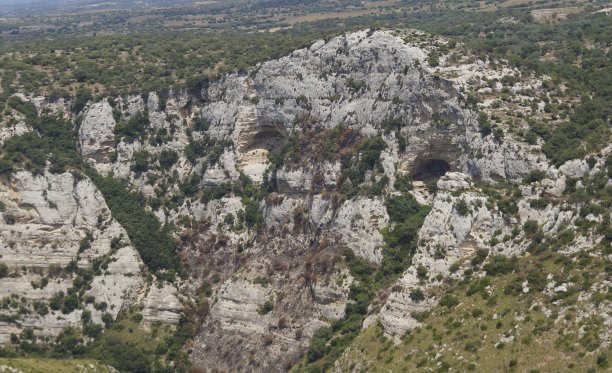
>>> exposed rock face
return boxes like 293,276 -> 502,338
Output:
558,158 -> 589,179
0,171 -> 145,342
79,100 -> 116,174
141,283 -> 182,325
0,121 -> 29,147
187,227 -> 348,372
208,279 -> 275,334
181,30 -> 480,371
331,198 -> 388,263
380,174 -> 507,336
232,90 -> 287,182
0,171 -> 121,267
464,136 -> 549,182
197,30 -> 469,185
6,27 -> 602,373
68,29 -> 558,371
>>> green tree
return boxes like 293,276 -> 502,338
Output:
72,87 -> 92,113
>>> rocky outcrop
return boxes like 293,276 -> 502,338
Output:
376,164 -> 586,338
0,121 -> 30,148
464,134 -> 549,182
380,174 -> 507,336
6,26 -> 600,373
0,171 -> 122,267
68,29 -> 558,371
79,100 -> 116,173
181,30 -> 478,371
141,283 -> 182,325
0,171 -> 146,342
331,198 -> 388,263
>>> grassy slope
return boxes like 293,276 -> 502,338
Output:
0,358 -> 115,372
336,249 -> 612,372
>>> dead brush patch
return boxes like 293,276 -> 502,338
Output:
266,192 -> 285,206
287,116 -> 361,166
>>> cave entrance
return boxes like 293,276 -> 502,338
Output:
249,126 -> 286,154
411,159 -> 451,181
236,122 -> 287,156
235,121 -> 287,182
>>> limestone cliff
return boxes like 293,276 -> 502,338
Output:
0,28 -> 609,372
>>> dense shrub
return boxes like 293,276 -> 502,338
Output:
0,263 -> 9,278
523,220 -> 539,236
477,112 -> 491,136
471,249 -> 489,266
497,199 -> 518,214
439,295 -> 459,308
456,199 -> 469,216
0,133 -> 45,174
542,99 -> 610,167
347,257 -> 376,283
114,110 -> 150,143
8,96 -> 37,118
466,277 -> 491,296
61,294 -> 79,314
523,170 -> 547,184
394,175 -> 413,192
306,327 -> 332,362
183,136 -> 227,165
410,288 -> 425,302
483,255 -> 518,276
385,194 -> 429,223
244,199 -> 263,228
258,301 -> 274,315
191,116 -> 210,132
87,170 -> 179,273
529,198 -> 548,209
72,87 -> 92,113
178,174 -> 200,197
416,265 -> 428,278
1,105 -> 83,175
158,149 -> 178,171
131,151 -> 150,173
96,338 -> 152,373
381,194 -> 431,277
357,136 -> 386,172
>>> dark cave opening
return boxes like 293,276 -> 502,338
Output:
250,128 -> 286,151
237,122 -> 287,156
411,159 -> 451,181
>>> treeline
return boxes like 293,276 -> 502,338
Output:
435,9 -> 610,166
442,11 -> 612,166
0,29 -> 341,100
